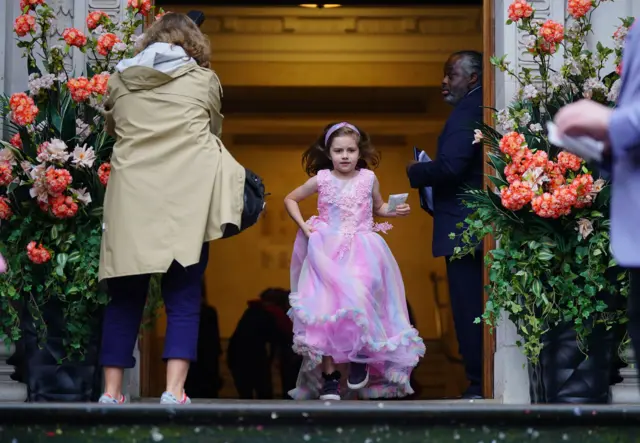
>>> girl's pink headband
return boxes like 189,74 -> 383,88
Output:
324,122 -> 360,147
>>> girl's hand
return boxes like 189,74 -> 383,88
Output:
302,224 -> 315,238
395,203 -> 411,217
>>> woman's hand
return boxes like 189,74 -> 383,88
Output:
395,203 -> 411,217
302,224 -> 315,238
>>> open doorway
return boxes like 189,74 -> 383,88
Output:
139,1 -> 493,400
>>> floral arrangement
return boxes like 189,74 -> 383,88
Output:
0,0 -> 166,356
452,0 -> 632,361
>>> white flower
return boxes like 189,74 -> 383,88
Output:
88,95 -> 105,112
71,144 -> 97,168
529,123 -> 543,133
28,73 -> 56,96
20,161 -> 33,173
582,78 -> 607,100
71,187 -> 92,206
519,112 -> 532,127
607,78 -> 621,103
76,119 -> 91,142
472,129 -> 483,145
93,25 -> 106,35
37,139 -> 70,163
613,25 -> 629,49
0,148 -> 17,166
523,84 -> 539,101
496,109 -> 516,133
522,166 -> 549,192
565,20 -> 582,40
112,42 -> 127,53
549,73 -> 565,90
522,35 -> 537,50
576,218 -> 594,240
564,57 -> 581,76
29,164 -> 49,204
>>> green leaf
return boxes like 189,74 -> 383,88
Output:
51,225 -> 59,240
56,252 -> 68,268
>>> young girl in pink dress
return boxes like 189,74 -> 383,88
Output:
284,122 -> 425,400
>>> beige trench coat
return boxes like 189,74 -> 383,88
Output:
99,63 -> 245,281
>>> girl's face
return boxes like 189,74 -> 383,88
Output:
329,134 -> 359,174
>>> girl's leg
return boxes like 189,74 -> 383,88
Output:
161,243 -> 209,402
100,274 -> 151,402
320,356 -> 341,400
322,355 -> 336,374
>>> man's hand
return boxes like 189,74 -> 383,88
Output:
554,99 -> 613,143
406,160 -> 418,174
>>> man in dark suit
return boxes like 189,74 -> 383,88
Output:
406,50 -> 484,399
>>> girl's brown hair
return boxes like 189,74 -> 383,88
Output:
302,122 -> 380,176
139,13 -> 211,68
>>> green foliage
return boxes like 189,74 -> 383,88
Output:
451,2 -> 631,363
0,2 -> 165,360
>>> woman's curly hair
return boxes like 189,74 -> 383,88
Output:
139,13 -> 211,68
302,122 -> 380,176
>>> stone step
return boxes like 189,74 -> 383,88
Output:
1,402 -> 640,442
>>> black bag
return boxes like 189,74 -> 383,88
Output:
222,168 -> 266,238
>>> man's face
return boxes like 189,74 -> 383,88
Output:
441,56 -> 475,106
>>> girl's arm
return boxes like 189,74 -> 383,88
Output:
372,175 -> 410,218
284,176 -> 318,232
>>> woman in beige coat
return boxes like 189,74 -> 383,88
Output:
98,13 -> 245,405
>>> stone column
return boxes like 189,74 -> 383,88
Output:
611,345 -> 640,404
492,0 -> 567,404
0,340 -> 27,403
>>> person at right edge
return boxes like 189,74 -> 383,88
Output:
554,23 -> 640,386
406,50 -> 484,400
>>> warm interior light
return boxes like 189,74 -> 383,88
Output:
299,4 -> 342,8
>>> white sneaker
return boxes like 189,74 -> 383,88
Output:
160,391 -> 191,405
98,393 -> 127,404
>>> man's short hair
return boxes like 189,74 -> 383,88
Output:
452,50 -> 483,81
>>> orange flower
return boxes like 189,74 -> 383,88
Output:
97,33 -> 121,56
86,10 -> 109,30
26,241 -> 51,264
539,20 -> 564,44
529,150 -> 548,168
89,73 -> 110,96
499,131 -> 527,157
14,14 -> 36,37
571,174 -> 595,208
0,163 -> 13,187
545,161 -> 565,191
9,92 -> 38,126
20,0 -> 45,11
67,77 -> 92,102
507,0 -> 533,22
504,148 -> 533,183
62,27 -> 87,47
557,151 -> 583,172
500,180 -> 534,211
128,0 -> 152,16
539,41 -> 557,54
45,167 -> 73,196
567,0 -> 593,19
98,162 -> 111,186
50,194 -> 79,219
9,133 -> 23,149
0,197 -> 13,220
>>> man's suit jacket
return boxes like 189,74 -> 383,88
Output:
608,23 -> 640,267
407,87 -> 484,258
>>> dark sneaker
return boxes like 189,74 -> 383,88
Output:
319,371 -> 341,401
347,362 -> 369,390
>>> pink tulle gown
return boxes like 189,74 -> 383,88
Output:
288,169 -> 426,399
